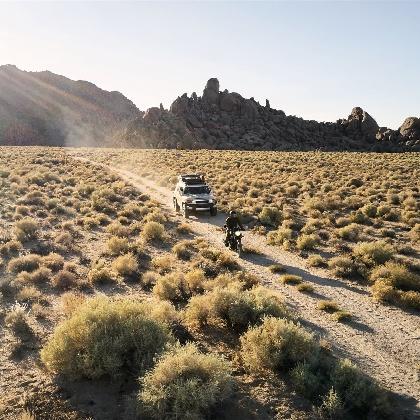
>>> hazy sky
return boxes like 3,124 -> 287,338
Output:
1,1 -> 419,129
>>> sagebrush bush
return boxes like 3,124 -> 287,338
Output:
307,254 -> 327,268
280,274 -> 303,285
41,296 -> 173,379
142,221 -> 165,242
51,269 -> 78,289
328,256 -> 360,278
8,254 -> 42,273
107,236 -> 130,255
353,240 -> 394,267
88,260 -> 116,284
112,253 -> 138,276
42,253 -> 65,271
296,234 -> 319,250
138,344 -> 234,419
240,317 -> 319,372
14,217 -> 38,241
259,206 -> 282,227
370,262 -> 419,292
184,286 -> 288,331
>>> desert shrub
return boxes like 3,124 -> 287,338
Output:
5,302 -> 31,335
296,234 -> 319,250
142,221 -> 165,242
8,254 -> 42,273
314,388 -> 344,419
51,269 -> 78,289
259,206 -> 282,227
207,271 -> 258,291
353,240 -> 394,266
107,236 -> 130,255
409,224 -> 420,243
153,272 -> 190,302
141,270 -> 160,288
335,217 -> 351,227
176,222 -> 192,234
240,317 -> 319,372
17,285 -> 41,302
267,227 -> 293,247
42,253 -> 65,271
317,300 -> 339,313
60,292 -> 86,317
172,240 -> 196,260
112,253 -> 138,276
336,223 -> 361,241
15,266 -> 52,285
138,344 -> 234,419
361,203 -> 377,218
184,269 -> 206,294
106,221 -> 131,237
307,255 -> 327,268
371,280 -> 398,303
0,239 -> 22,256
88,260 -> 116,284
297,283 -> 314,293
280,274 -> 303,285
370,262 -> 420,292
14,217 -> 38,241
350,210 -> 369,224
328,256 -> 360,278
268,263 -> 286,273
41,296 -> 173,379
331,358 -> 390,415
151,255 -> 175,273
184,286 -> 288,331
398,291 -> 420,310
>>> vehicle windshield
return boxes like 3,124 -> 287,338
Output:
184,186 -> 210,195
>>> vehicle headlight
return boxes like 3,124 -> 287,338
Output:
208,199 -> 213,204
186,198 -> 193,203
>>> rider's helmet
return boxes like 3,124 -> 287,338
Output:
229,210 -> 236,216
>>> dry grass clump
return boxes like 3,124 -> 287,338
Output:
172,240 -> 197,260
14,217 -> 38,241
328,256 -> 360,278
8,254 -> 42,273
296,283 -> 314,293
142,221 -> 165,242
184,286 -> 288,331
51,269 -> 78,289
336,223 -> 361,241
259,206 -> 282,227
42,253 -> 65,271
280,274 -> 303,285
369,262 -> 420,309
138,344 -> 234,419
88,260 -> 117,284
240,317 -> 319,372
0,239 -> 22,256
106,221 -> 131,237
60,292 -> 86,317
17,285 -> 42,302
317,300 -> 340,313
306,254 -> 327,268
152,270 -> 205,303
333,310 -> 352,322
352,240 -> 394,267
176,222 -> 192,234
268,263 -> 286,273
107,236 -> 130,255
5,302 -> 31,335
151,255 -> 175,274
41,296 -> 173,379
112,253 -> 139,276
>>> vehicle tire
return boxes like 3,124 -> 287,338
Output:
237,242 -> 243,257
174,199 -> 180,212
183,204 -> 190,218
210,206 -> 217,216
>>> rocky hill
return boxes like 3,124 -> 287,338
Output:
0,66 -> 418,151
0,65 -> 139,147
123,78 -> 419,151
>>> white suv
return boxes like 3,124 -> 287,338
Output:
173,174 -> 217,218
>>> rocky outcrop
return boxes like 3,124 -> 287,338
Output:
0,67 -> 418,151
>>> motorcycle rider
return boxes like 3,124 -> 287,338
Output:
224,210 -> 244,246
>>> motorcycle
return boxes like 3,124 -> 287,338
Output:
224,226 -> 243,256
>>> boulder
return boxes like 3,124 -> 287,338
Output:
399,117 -> 420,139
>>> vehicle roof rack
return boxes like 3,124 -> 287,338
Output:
179,174 -> 206,185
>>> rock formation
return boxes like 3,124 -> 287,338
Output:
0,67 -> 418,151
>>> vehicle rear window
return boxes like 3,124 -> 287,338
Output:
184,186 -> 210,194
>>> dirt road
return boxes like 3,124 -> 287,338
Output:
78,157 -> 420,417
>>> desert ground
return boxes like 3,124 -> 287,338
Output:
0,147 -> 419,420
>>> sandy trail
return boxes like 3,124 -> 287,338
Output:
78,157 -> 420,417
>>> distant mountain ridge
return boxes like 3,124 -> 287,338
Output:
0,64 -> 139,147
0,66 -> 418,151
